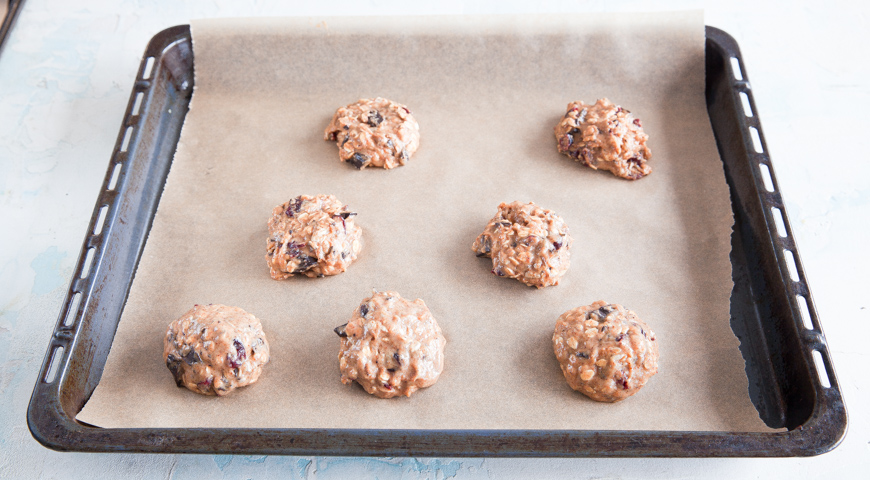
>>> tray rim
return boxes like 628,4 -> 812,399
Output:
26,23 -> 847,457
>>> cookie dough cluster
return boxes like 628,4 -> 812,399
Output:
335,290 -> 446,398
472,201 -> 572,288
324,97 -> 420,170
164,304 -> 270,396
554,98 -> 652,180
552,301 -> 658,402
266,194 -> 362,279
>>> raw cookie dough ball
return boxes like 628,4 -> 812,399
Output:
266,194 -> 362,279
164,304 -> 270,396
324,97 -> 420,169
335,290 -> 446,398
554,98 -> 652,180
552,301 -> 658,402
471,201 -> 572,288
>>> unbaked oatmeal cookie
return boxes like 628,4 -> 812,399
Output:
266,194 -> 362,279
164,304 -> 270,396
472,201 -> 572,288
335,290 -> 446,398
324,97 -> 420,169
552,301 -> 658,402
554,98 -> 652,180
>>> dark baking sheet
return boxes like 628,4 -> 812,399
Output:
27,24 -> 847,457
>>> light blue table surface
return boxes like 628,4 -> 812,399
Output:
2,1 -> 868,478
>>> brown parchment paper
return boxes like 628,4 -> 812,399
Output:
78,12 -> 773,432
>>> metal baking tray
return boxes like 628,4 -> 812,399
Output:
27,24 -> 847,457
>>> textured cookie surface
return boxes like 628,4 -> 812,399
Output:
471,201 -> 572,288
266,194 -> 362,279
554,98 -> 652,180
552,301 -> 658,402
324,97 -> 420,169
336,290 -> 446,398
164,304 -> 270,396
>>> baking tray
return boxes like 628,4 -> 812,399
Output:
0,0 -> 26,56
27,24 -> 847,457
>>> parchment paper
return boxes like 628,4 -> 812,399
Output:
79,12 -> 773,431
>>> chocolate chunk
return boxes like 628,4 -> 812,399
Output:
293,255 -> 318,273
349,152 -> 370,169
359,303 -> 369,318
334,323 -> 348,337
166,354 -> 184,386
393,352 -> 401,365
576,351 -> 589,359
367,110 -> 383,128
340,135 -> 350,147
595,305 -> 612,319
182,349 -> 201,365
475,235 -> 492,257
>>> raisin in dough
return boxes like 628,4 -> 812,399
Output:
552,301 -> 658,402
164,304 -> 270,396
471,201 -> 572,288
554,98 -> 652,180
266,194 -> 362,279
335,291 -> 446,398
324,97 -> 420,169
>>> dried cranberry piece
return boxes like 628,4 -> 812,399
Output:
492,268 -> 505,277
359,303 -> 369,318
393,352 -> 401,365
620,378 -> 629,389
596,305 -> 612,319
558,134 -> 573,151
333,214 -> 347,231
226,339 -> 246,369
578,147 -> 595,166
285,196 -> 304,217
367,110 -> 383,128
401,107 -> 410,114
553,239 -> 563,251
383,383 -> 393,390
616,333 -> 625,342
197,377 -> 213,388
576,352 -> 589,359
633,118 -> 642,127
